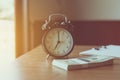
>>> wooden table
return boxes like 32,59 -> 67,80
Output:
16,45 -> 120,80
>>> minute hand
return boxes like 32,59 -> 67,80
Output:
58,31 -> 60,42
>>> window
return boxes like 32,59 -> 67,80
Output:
0,0 -> 15,63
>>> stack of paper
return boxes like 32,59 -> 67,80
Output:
80,45 -> 120,58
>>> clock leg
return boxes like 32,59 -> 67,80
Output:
46,54 -> 50,60
45,54 -> 54,60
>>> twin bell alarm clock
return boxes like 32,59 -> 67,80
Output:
41,14 -> 74,58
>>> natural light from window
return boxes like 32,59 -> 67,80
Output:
0,0 -> 15,64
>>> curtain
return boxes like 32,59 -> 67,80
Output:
15,0 -> 30,57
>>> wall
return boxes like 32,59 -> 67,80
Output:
28,0 -> 120,48
69,0 -> 120,21
29,0 -> 61,22
29,0 -> 120,21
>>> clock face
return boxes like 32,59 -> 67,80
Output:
42,28 -> 74,57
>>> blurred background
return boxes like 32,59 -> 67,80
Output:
0,0 -> 15,63
1,0 -> 120,60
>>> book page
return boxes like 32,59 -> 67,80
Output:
56,58 -> 88,65
52,55 -> 114,70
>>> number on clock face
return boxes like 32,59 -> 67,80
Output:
43,28 -> 73,57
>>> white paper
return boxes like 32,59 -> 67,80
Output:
79,45 -> 120,58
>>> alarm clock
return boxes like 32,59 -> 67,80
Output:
42,14 -> 74,58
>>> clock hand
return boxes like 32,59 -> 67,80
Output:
58,31 -> 60,42
54,41 -> 59,50
54,31 -> 60,50
54,42 -> 62,51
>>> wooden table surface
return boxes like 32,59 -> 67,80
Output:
15,45 -> 120,80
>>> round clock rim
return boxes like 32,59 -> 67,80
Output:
42,27 -> 74,58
